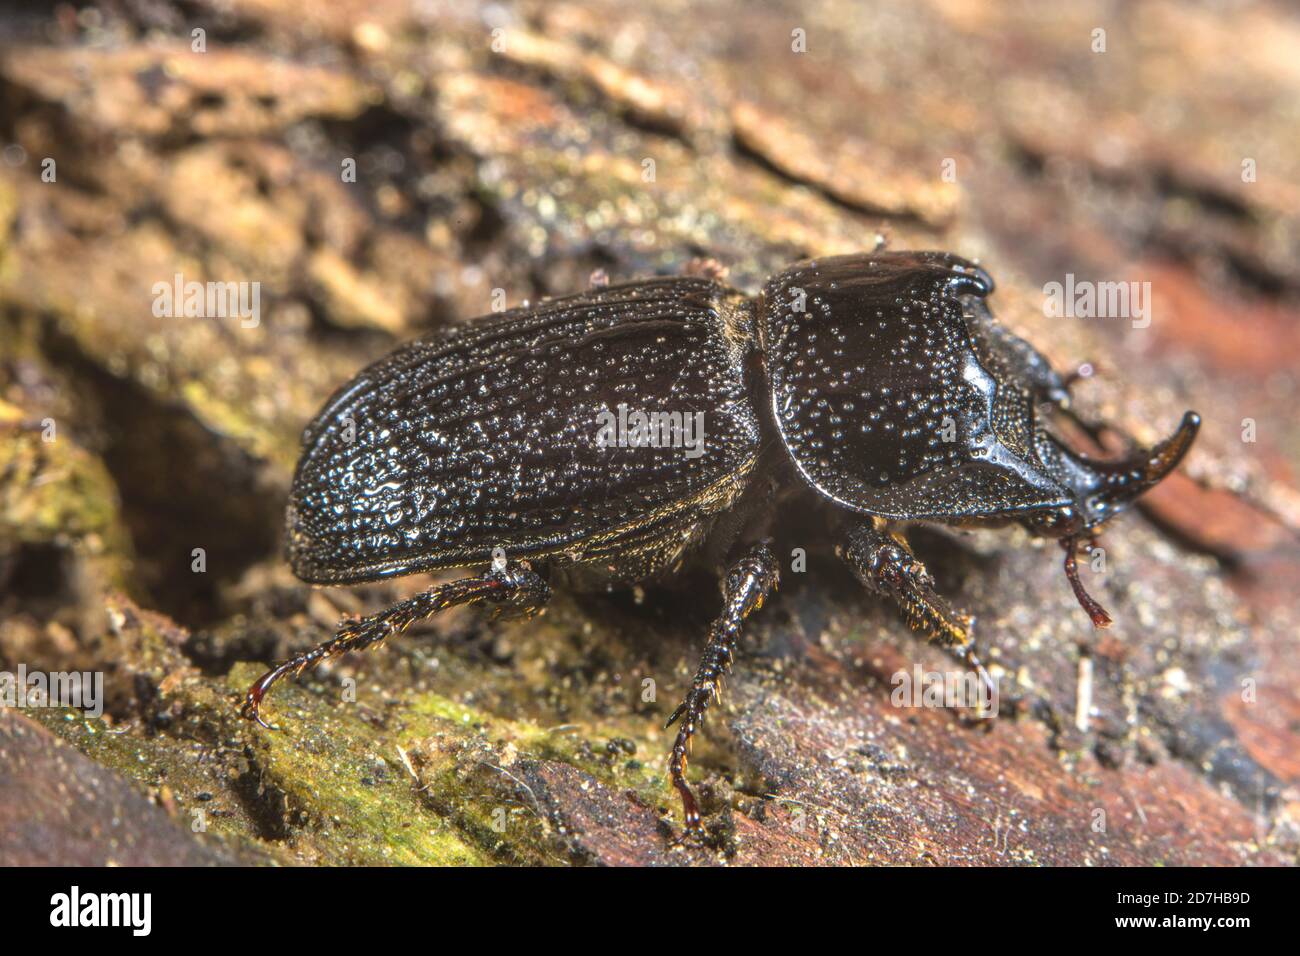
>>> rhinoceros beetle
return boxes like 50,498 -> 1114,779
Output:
241,250 -> 1199,834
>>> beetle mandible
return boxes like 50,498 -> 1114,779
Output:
241,250 -> 1199,835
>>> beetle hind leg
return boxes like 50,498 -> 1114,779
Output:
666,541 -> 779,835
241,562 -> 549,726
838,521 -> 996,712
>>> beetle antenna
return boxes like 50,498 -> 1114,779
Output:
1060,536 -> 1112,629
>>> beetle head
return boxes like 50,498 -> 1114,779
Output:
1021,410 -> 1200,540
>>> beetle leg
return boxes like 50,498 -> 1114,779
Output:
240,562 -> 549,726
837,521 -> 997,712
665,541 -> 779,835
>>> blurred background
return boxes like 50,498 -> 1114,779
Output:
1,1 -> 1297,866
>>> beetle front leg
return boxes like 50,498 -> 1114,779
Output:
241,562 -> 549,726
837,521 -> 996,710
666,541 -> 779,835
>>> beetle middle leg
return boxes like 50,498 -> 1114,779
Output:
837,520 -> 997,712
665,541 -> 779,835
241,561 -> 549,726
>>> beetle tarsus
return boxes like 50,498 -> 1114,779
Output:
667,542 -> 779,836
240,562 -> 549,725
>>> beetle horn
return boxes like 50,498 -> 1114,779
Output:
1058,411 -> 1200,526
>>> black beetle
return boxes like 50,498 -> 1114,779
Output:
242,250 -> 1199,834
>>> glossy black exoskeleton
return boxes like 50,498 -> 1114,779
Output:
242,251 -> 1200,834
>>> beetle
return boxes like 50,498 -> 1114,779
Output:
241,250 -> 1199,835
